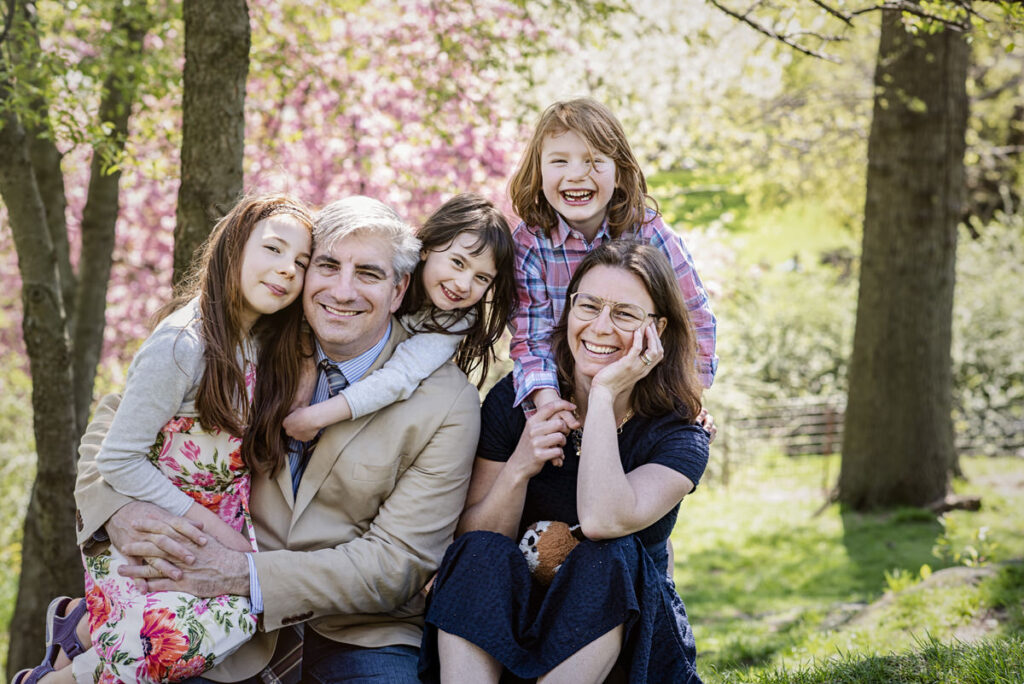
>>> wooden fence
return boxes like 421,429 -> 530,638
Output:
729,398 -> 1024,457
731,398 -> 846,456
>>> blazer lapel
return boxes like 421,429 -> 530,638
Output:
275,461 -> 294,508
290,416 -> 370,522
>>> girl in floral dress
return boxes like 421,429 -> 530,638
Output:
14,194 -> 314,684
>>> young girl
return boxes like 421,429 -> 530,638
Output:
508,97 -> 718,417
15,194 -> 314,684
282,192 -> 515,441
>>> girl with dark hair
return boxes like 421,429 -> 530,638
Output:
421,242 -> 710,683
282,192 -> 515,439
15,194 -> 314,684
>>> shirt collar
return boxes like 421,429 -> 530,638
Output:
551,213 -> 612,247
315,320 -> 392,383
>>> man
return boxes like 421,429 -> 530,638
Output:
74,196 -> 481,682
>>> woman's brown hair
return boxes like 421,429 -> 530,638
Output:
399,193 -> 516,387
509,98 -> 659,239
550,241 -> 702,421
157,193 -> 314,476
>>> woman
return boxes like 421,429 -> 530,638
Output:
420,241 -> 710,683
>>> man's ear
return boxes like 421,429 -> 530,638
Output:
390,273 -> 411,314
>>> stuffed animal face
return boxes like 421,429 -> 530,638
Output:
518,520 -> 582,585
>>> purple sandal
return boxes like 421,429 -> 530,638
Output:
44,596 -> 88,662
10,597 -> 88,684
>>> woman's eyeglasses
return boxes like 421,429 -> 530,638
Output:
569,292 -> 657,332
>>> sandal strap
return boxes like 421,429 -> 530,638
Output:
51,598 -> 88,660
12,662 -> 55,684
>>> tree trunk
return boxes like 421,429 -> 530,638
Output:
838,6 -> 969,509
173,0 -> 250,287
0,60 -> 83,684
72,3 -> 150,435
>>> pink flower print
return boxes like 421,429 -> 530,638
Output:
166,654 -> 208,681
179,440 -> 201,463
191,470 -> 216,488
158,435 -> 174,461
218,492 -> 246,531
97,669 -> 120,684
163,416 -> 195,434
193,601 -> 209,617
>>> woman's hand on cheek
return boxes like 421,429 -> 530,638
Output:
510,398 -> 576,473
591,322 -> 663,398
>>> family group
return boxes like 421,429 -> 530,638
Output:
15,97 -> 718,684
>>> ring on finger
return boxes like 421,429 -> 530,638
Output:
639,352 -> 652,366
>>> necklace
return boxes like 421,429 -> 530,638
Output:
569,408 -> 634,459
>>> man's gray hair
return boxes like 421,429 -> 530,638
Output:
315,196 -> 421,280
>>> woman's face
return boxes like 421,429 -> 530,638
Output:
568,265 -> 656,383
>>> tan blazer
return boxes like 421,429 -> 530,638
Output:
75,320 -> 481,681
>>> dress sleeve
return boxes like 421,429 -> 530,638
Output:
509,226 -> 560,407
646,215 -> 719,388
643,420 -> 710,490
95,320 -> 201,517
341,329 -> 464,419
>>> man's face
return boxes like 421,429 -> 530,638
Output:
302,231 -> 410,361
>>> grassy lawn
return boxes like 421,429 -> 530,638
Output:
675,453 -> 1024,683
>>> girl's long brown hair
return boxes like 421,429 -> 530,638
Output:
398,193 -> 516,386
509,98 -> 659,239
550,241 -> 702,421
157,193 -> 314,476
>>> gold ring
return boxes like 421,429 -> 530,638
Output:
640,353 -> 652,366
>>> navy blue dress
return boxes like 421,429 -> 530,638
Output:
419,375 -> 709,683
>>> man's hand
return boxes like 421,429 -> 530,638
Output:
107,501 -> 208,584
119,532 -> 250,598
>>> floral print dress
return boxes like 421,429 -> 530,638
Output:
82,365 -> 259,684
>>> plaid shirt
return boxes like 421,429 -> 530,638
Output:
510,211 -> 718,407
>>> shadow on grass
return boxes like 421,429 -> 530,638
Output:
839,506 -> 945,595
683,505 -> 947,673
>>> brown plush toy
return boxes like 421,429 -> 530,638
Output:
519,520 -> 584,585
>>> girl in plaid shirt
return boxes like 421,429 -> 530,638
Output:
508,98 -> 717,426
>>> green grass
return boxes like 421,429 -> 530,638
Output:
751,635 -> 1024,684
673,453 -> 1024,682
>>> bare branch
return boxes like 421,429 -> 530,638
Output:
706,0 -> 842,62
974,73 -> 1024,102
847,2 -> 971,31
809,0 -> 855,26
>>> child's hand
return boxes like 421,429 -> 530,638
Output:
291,356 -> 318,412
696,407 -> 717,443
511,398 -> 577,472
530,388 -> 580,435
283,406 -> 322,442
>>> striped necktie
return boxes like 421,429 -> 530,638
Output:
290,360 -> 350,495
319,358 -> 349,396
